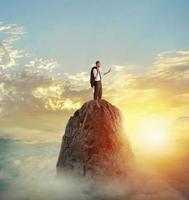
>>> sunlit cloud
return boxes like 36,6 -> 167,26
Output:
44,98 -> 81,111
63,72 -> 89,91
0,22 -> 189,153
32,82 -> 81,111
152,50 -> 189,79
25,58 -> 59,74
101,51 -> 189,119
32,82 -> 65,98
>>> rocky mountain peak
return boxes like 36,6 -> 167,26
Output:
57,99 -> 133,179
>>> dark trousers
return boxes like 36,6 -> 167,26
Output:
94,81 -> 102,100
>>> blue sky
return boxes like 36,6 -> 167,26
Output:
1,0 -> 189,72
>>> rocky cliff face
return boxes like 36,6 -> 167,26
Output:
56,100 -> 133,178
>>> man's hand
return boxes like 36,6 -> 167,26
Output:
104,67 -> 111,76
107,67 -> 111,73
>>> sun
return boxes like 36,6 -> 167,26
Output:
141,125 -> 167,150
131,116 -> 170,154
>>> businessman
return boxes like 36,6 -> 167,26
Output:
90,61 -> 111,100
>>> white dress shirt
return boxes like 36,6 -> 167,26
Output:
93,67 -> 103,81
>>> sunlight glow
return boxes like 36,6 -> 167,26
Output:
130,116 -> 171,155
141,125 -> 167,149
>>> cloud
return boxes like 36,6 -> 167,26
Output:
0,22 -> 84,119
0,22 -> 27,68
32,81 -> 81,111
63,72 -> 89,91
0,69 -> 83,120
32,82 -> 65,98
0,21 -> 189,135
0,127 -> 61,144
1,49 -> 189,122
0,22 -> 25,35
43,98 -> 81,111
100,51 -> 189,117
25,58 -> 59,73
152,51 -> 189,79
0,138 -> 186,200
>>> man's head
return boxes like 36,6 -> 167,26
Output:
96,60 -> 101,67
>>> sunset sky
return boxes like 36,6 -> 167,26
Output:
0,1 -> 189,199
0,0 -> 189,143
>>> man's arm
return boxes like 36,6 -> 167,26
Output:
104,67 -> 111,76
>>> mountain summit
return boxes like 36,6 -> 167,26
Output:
57,100 -> 133,178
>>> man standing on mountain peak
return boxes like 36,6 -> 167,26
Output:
90,60 -> 111,100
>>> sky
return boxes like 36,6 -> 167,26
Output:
0,0 -> 189,199
1,0 -> 189,72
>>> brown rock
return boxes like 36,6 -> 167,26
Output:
56,99 -> 133,179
